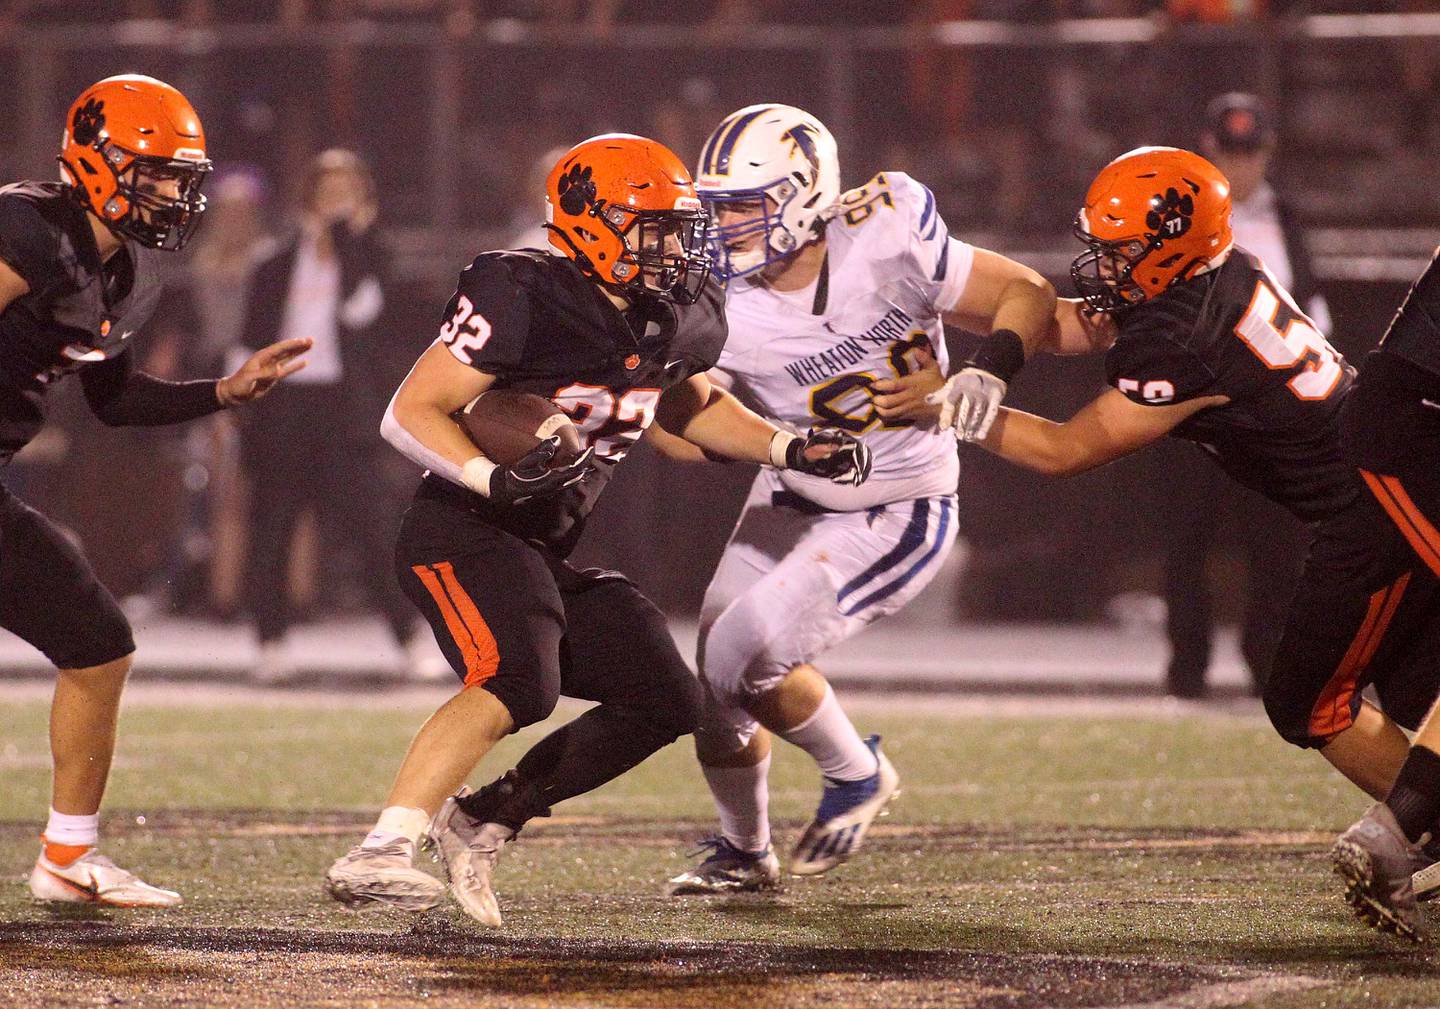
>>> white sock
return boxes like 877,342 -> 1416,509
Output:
361,805 -> 430,852
44,809 -> 99,848
702,754 -> 772,854
778,685 -> 877,782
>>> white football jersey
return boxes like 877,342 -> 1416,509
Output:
717,171 -> 972,510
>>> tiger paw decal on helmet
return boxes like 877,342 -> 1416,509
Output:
1146,187 -> 1193,239
1070,146 -> 1233,314
59,75 -> 212,252
557,164 -> 596,216
544,134 -> 712,305
71,99 -> 106,147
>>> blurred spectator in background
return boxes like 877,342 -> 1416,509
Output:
1201,93 -> 1329,330
184,168 -> 273,616
1154,93 -> 1315,699
235,149 -> 439,683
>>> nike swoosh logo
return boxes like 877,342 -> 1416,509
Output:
41,865 -> 99,901
1422,399 -> 1440,411
666,360 -> 686,371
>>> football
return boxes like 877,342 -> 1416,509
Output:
457,388 -> 584,467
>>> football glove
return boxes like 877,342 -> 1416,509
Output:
784,429 -> 872,487
927,367 -> 1007,442
487,437 -> 594,506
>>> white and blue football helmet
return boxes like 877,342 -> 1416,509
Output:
694,103 -> 840,281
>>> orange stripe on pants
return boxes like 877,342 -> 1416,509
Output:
410,563 -> 501,687
1307,572 -> 1410,739
1362,470 -> 1440,577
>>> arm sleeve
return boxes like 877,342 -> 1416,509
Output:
436,255 -> 531,376
892,173 -> 975,315
79,348 -> 223,427
0,195 -> 62,297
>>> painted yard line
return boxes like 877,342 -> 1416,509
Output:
1094,973 -> 1328,1009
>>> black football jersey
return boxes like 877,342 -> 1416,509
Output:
0,181 -> 167,462
425,250 -> 727,555
1105,248 -> 1359,522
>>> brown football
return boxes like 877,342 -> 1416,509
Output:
457,389 -> 583,467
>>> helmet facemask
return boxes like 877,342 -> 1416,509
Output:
1069,216 -> 1158,314
700,177 -> 807,282
106,148 -> 212,251
597,200 -> 712,305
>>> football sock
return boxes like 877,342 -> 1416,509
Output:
361,806 -> 430,851
1386,745 -> 1440,843
778,685 -> 878,782
702,754 -> 772,854
458,705 -> 678,833
43,809 -> 99,862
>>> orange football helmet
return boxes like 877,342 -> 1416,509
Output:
545,134 -> 711,304
1071,146 -> 1233,313
58,74 -> 211,251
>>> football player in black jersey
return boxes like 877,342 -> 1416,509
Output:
931,146 -> 1440,936
12,76 -> 310,908
1331,252 -> 1440,940
323,134 -> 870,925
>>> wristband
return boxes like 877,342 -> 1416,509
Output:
768,430 -> 799,469
460,455 -> 499,497
967,328 -> 1026,384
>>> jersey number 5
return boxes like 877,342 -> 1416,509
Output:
438,295 -> 493,365
1233,276 -> 1342,400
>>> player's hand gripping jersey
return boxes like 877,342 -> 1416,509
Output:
716,172 -> 968,510
430,249 -> 727,554
1106,247 -> 1358,522
0,181 -> 172,461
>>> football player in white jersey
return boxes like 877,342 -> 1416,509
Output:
660,104 -> 1057,893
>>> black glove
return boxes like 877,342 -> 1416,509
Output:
487,437 -> 594,506
785,429 -> 873,487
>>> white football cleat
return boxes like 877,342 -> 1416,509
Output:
324,841 -> 445,912
426,787 -> 507,927
29,846 -> 182,908
790,735 -> 899,876
1414,857 -> 1440,903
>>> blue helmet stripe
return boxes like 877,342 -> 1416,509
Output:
713,107 -> 771,176
698,118 -> 731,176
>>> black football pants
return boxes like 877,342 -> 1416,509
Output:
395,478 -> 702,819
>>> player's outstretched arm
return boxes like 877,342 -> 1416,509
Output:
980,388 -> 1226,477
655,373 -> 871,485
216,338 -> 312,405
80,335 -> 312,428
929,249 -> 1058,440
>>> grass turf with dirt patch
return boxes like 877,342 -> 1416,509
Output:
1,694 -> 1437,1007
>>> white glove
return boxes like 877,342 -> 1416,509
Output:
926,367 -> 1007,441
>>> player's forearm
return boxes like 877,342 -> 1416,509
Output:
980,407 -> 1091,477
81,355 -> 225,427
672,387 -> 781,466
380,390 -> 482,486
644,422 -> 711,463
990,274 -> 1058,359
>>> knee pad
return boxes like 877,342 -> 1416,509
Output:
485,678 -> 559,731
701,596 -> 792,705
1262,679 -> 1332,749
631,660 -> 703,741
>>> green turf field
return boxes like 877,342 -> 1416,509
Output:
2,692 -> 1438,1008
